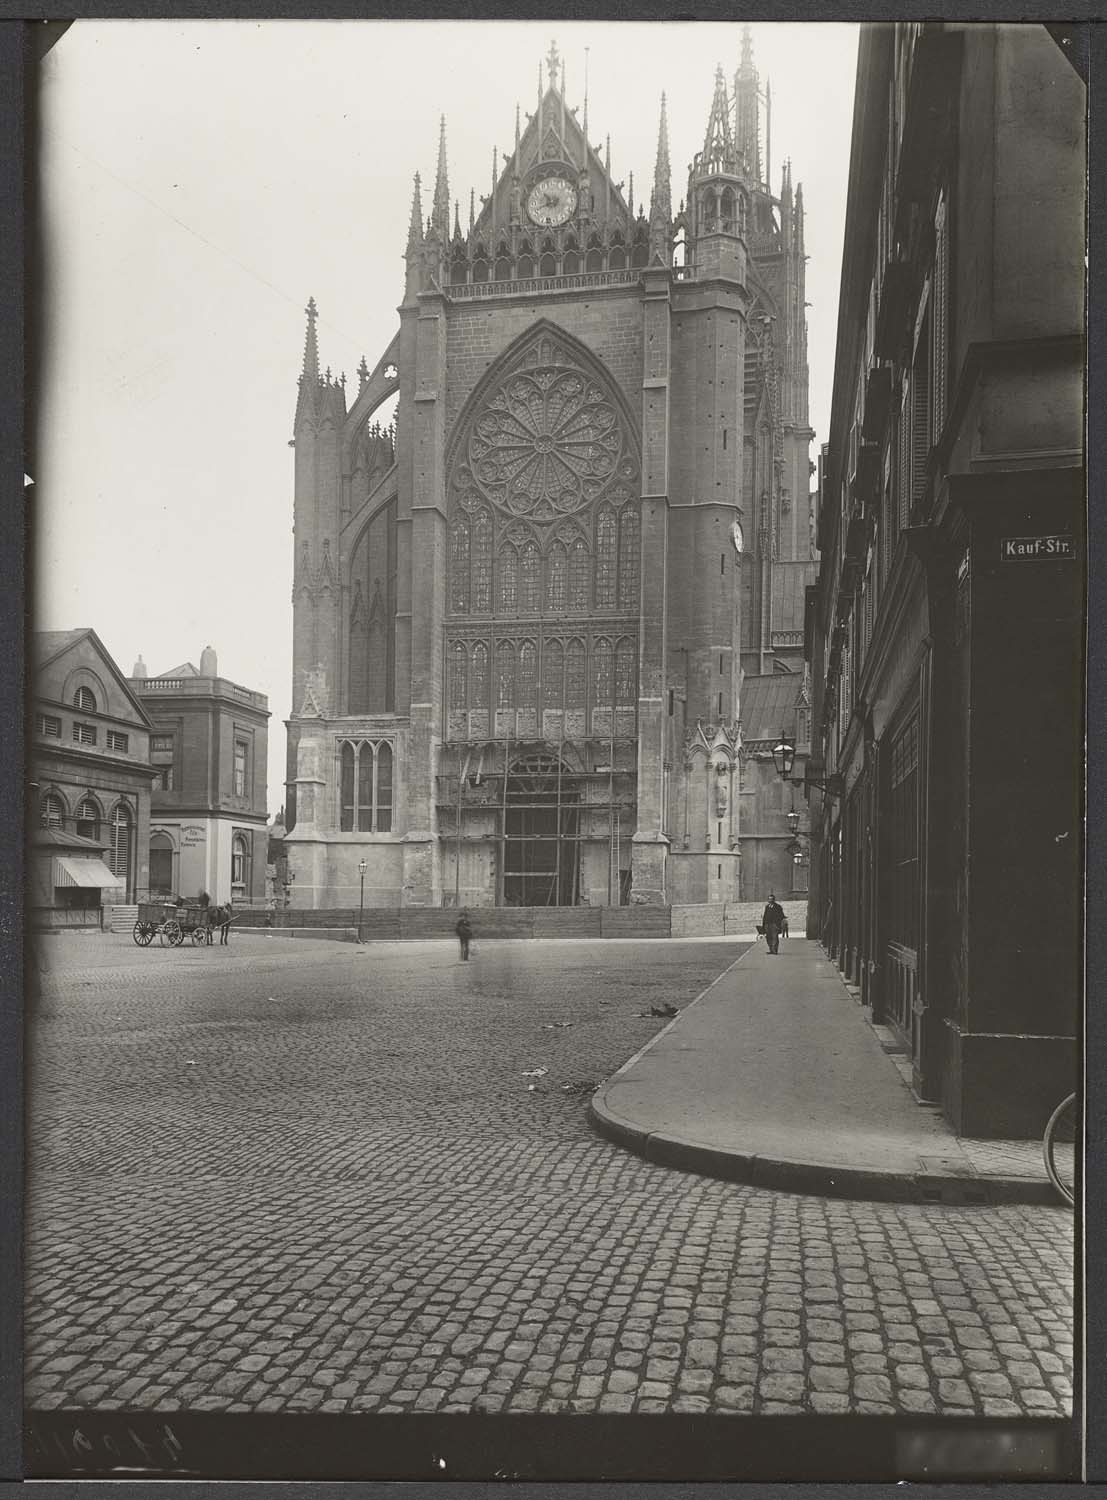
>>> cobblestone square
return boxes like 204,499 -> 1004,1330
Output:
26,934 -> 1074,1418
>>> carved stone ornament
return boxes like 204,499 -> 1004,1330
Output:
462,335 -> 637,525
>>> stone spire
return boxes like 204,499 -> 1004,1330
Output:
406,172 -> 424,257
404,173 -> 424,299
702,64 -> 734,168
301,296 -> 319,385
432,117 -> 450,239
734,24 -> 761,184
649,93 -> 672,265
295,296 -> 322,425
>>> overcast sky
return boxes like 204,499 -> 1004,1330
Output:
35,19 -> 859,813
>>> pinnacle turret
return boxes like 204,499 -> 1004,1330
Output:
649,93 -> 672,265
301,296 -> 320,384
406,172 -> 424,257
432,117 -> 450,240
702,65 -> 734,168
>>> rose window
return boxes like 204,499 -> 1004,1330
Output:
464,358 -> 634,523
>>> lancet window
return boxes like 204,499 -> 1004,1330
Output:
618,507 -> 640,610
449,642 -> 467,710
347,497 -> 397,714
615,636 -> 637,704
546,542 -> 567,613
595,509 -> 617,609
543,640 -> 564,708
566,639 -> 587,708
593,637 -> 614,706
519,640 -> 538,710
520,541 -> 541,613
496,641 -> 515,708
497,545 -> 518,613
470,642 -> 489,709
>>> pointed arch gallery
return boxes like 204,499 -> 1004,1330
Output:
443,322 -> 642,743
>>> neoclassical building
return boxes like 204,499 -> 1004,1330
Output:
285,35 -> 817,908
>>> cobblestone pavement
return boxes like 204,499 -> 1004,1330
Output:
26,934 -> 1074,1417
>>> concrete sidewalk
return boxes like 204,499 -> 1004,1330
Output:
589,939 -> 1060,1205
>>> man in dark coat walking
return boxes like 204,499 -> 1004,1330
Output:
455,910 -> 473,961
761,893 -> 785,955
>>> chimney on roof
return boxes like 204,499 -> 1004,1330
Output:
200,645 -> 218,678
132,654 -> 147,680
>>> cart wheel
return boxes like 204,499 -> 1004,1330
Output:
1043,1093 -> 1077,1208
190,925 -> 207,946
163,918 -> 183,947
132,922 -> 154,947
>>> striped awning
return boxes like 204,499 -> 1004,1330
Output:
53,857 -> 121,890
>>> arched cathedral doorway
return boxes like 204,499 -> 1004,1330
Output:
503,754 -> 579,907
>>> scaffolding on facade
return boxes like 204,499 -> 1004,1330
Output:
436,734 -> 638,907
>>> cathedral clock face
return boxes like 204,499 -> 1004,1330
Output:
731,519 -> 744,556
526,176 -> 577,227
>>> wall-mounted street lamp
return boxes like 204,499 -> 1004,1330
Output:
358,858 -> 368,945
771,731 -> 844,799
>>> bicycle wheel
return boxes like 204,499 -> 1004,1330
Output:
1043,1093 -> 1077,1208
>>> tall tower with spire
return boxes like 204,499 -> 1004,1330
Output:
284,30 -> 815,910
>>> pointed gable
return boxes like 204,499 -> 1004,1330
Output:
474,74 -> 630,246
34,628 -> 154,729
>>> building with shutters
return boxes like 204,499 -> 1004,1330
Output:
31,629 -> 157,925
130,647 -> 270,906
284,34 -> 818,910
805,23 -> 1083,1135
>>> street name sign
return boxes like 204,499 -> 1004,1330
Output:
1000,534 -> 1076,561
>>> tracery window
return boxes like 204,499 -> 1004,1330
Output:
609,234 -> 626,271
585,234 -> 605,273
546,542 -> 567,613
497,641 -> 515,708
595,509 -> 617,609
569,539 -> 589,611
566,639 -> 586,708
498,546 -> 518,613
517,243 -> 534,278
618,507 -> 640,610
449,642 -> 468,710
593,637 -> 614,707
450,516 -> 470,612
339,740 -> 393,833
615,636 -> 637,705
470,642 -> 489,709
473,509 -> 492,612
494,245 -> 512,281
519,640 -> 538,710
348,497 -> 398,714
520,541 -> 540,613
543,640 -> 564,708
444,330 -> 643,723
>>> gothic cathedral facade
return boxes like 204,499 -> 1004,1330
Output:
285,36 -> 816,909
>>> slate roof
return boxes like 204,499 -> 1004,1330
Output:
33,629 -> 90,665
740,672 -> 805,744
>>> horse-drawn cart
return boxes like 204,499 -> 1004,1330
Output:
132,900 -> 212,947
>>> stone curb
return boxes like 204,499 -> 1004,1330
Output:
587,949 -> 1061,1208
